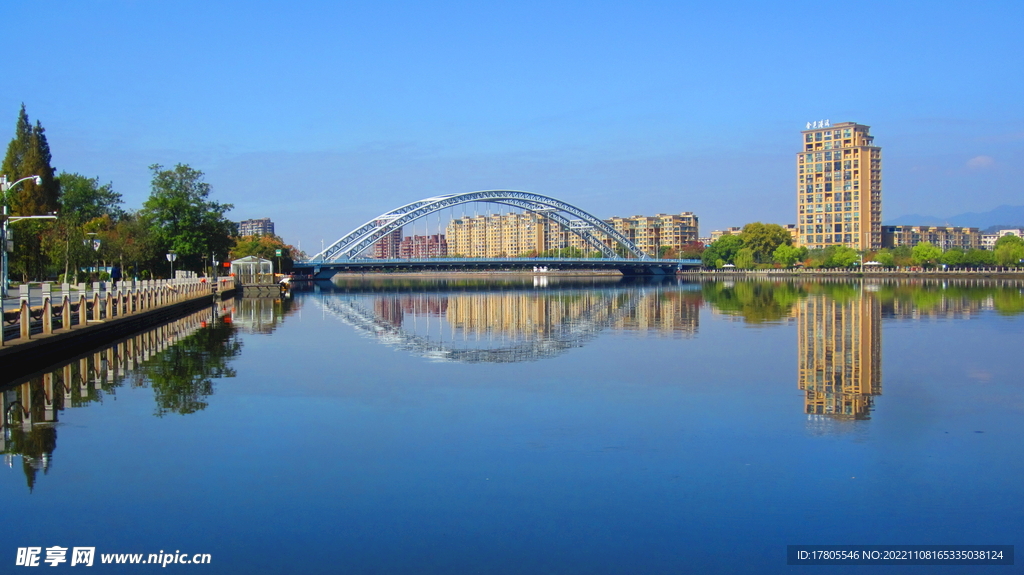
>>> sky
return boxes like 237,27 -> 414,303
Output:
3,0 -> 1022,252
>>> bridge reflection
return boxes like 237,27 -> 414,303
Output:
311,281 -> 703,363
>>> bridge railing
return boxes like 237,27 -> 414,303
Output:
1,277 -> 235,346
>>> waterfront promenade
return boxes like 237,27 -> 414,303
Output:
0,278 -> 236,382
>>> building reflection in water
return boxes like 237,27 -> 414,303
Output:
315,284 -> 702,363
1,301 -> 237,492
797,286 -> 881,422
232,296 -> 302,334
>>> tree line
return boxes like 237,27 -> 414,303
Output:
1,105 -> 301,282
698,222 -> 1024,269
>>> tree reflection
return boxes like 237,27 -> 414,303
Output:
139,319 -> 241,416
701,281 -> 804,324
2,303 -> 237,491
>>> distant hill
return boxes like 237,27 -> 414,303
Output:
884,205 -> 1024,229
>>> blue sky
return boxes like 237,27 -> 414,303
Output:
3,0 -> 1022,250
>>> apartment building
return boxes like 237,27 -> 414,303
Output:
796,121 -> 882,251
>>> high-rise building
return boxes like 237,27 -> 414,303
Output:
238,217 -> 275,237
398,234 -> 448,259
796,122 -> 881,251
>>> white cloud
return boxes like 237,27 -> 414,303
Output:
966,155 -> 995,169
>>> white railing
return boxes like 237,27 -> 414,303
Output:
1,277 -> 235,346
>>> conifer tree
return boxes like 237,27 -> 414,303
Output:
1,104 -> 61,280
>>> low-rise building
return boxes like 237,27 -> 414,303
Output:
709,227 -> 742,243
603,213 -> 699,256
882,225 -> 982,251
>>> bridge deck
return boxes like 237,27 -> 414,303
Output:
293,257 -> 701,278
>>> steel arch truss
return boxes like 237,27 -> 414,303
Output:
310,190 -> 647,261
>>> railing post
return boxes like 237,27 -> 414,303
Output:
42,283 -> 53,335
104,282 -> 113,318
62,284 -> 71,330
19,284 -> 31,340
92,282 -> 102,322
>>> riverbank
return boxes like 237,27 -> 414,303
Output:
679,268 -> 1024,278
0,282 -> 235,382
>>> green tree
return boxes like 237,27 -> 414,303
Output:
823,245 -> 859,268
772,243 -> 801,267
58,172 -> 123,221
939,247 -> 965,266
739,222 -> 792,263
2,105 -> 60,281
911,242 -> 942,266
140,164 -> 235,276
892,245 -> 913,267
702,234 -> 744,267
994,235 -> 1024,266
964,248 -> 995,266
734,247 -> 756,269
43,173 -> 125,283
875,249 -> 895,267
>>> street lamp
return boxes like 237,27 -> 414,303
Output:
212,255 -> 219,280
166,250 -> 178,280
84,232 -> 102,280
1,174 -> 44,298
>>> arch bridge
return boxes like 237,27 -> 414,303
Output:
295,190 -> 700,276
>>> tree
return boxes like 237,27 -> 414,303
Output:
2,105 -> 60,281
888,243 -> 913,266
964,248 -> 995,266
939,248 -> 965,266
43,173 -> 125,282
875,249 -> 895,267
994,235 -> 1024,266
103,212 -> 158,279
58,172 -> 123,221
702,234 -> 744,267
739,222 -> 792,263
140,164 -> 235,276
823,245 -> 859,268
230,234 -> 301,273
911,242 -> 942,266
679,241 -> 705,259
734,247 -> 756,269
772,243 -> 801,267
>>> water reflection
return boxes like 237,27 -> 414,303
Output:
702,278 -> 1024,424
797,289 -> 881,421
312,282 -> 703,363
1,301 -> 237,491
5,278 -> 1022,490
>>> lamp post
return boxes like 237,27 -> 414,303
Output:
1,175 -> 44,298
166,250 -> 178,280
84,233 -> 101,280
212,255 -> 219,280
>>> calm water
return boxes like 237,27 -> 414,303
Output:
3,276 -> 1022,574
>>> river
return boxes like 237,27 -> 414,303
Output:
2,276 -> 1022,573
